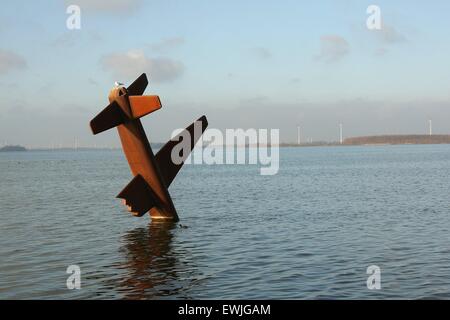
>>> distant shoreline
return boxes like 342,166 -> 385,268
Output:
343,134 -> 450,146
0,145 -> 27,152
3,135 -> 450,151
282,134 -> 450,147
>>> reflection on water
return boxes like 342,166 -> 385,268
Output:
115,222 -> 197,299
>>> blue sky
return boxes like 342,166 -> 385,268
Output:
1,0 -> 450,147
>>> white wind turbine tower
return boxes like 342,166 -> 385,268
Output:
428,119 -> 432,136
297,125 -> 301,145
339,123 -> 343,144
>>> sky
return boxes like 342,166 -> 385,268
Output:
1,0 -> 450,148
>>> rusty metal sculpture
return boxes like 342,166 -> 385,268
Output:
89,73 -> 208,221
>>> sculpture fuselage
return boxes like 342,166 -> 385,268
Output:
108,87 -> 179,220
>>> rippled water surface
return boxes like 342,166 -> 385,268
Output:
1,145 -> 450,299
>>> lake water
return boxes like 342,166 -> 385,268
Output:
1,145 -> 450,299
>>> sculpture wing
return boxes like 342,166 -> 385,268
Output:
155,115 -> 208,188
128,96 -> 162,119
89,101 -> 128,135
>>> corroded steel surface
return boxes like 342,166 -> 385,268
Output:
90,73 -> 207,221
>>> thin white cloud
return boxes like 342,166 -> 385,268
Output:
290,77 -> 301,84
51,31 -> 103,48
100,49 -> 184,82
88,77 -> 99,86
0,49 -> 27,75
240,95 -> 270,105
52,33 -> 77,47
379,24 -> 407,44
251,47 -> 272,60
315,35 -> 350,63
148,37 -> 185,54
369,23 -> 407,56
374,47 -> 388,56
64,0 -> 142,14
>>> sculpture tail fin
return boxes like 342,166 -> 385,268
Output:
117,175 -> 161,217
126,73 -> 148,96
155,116 -> 208,188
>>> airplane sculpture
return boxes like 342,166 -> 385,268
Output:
89,73 -> 208,221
